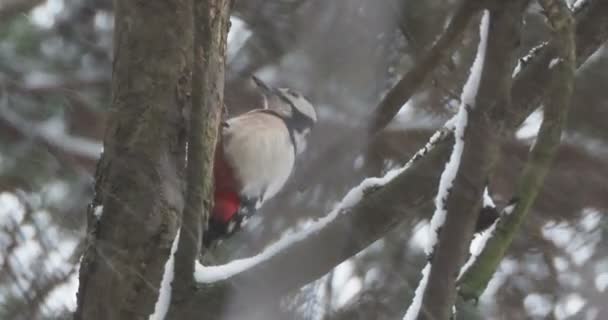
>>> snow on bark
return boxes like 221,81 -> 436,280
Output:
93,205 -> 103,220
549,58 -> 562,69
482,187 -> 496,208
458,200 -> 517,279
571,0 -> 589,12
402,264 -> 431,320
149,229 -> 181,320
512,42 -> 548,78
403,10 -> 490,320
427,9 -> 490,255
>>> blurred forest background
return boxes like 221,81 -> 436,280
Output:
0,0 -> 607,319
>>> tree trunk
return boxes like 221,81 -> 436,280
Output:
74,1 -> 193,319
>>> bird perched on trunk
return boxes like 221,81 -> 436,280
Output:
204,76 -> 317,247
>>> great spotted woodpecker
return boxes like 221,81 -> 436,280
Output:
204,76 -> 317,247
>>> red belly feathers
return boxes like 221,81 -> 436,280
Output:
213,143 -> 241,223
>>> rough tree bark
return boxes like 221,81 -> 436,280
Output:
74,1 -> 193,319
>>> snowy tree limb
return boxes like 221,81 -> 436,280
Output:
412,2 -> 527,319
458,0 -> 576,302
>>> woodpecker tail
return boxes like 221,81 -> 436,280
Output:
203,215 -> 245,248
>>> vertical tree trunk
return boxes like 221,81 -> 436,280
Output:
74,1 -> 193,319
169,0 -> 232,317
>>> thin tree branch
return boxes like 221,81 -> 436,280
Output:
368,0 -> 483,133
458,0 -> 576,302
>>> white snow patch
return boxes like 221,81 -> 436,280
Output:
516,107 -> 543,140
512,42 -> 549,78
331,260 -> 354,292
336,277 -> 362,308
149,229 -> 181,320
458,220 -> 498,279
549,58 -> 561,69
459,11 -> 490,108
482,187 -> 496,208
409,221 -> 431,252
426,91 -> 467,253
571,0 -> 589,12
93,205 -> 103,220
45,271 -> 79,312
427,9 -> 489,254
403,264 -> 431,320
0,192 -> 25,224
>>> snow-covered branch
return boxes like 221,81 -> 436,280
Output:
403,10 -> 490,320
149,229 -> 181,320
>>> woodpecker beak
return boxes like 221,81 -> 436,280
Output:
251,75 -> 273,96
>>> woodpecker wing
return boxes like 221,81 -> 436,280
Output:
221,110 -> 295,207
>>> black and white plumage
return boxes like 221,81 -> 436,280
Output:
204,76 -> 317,247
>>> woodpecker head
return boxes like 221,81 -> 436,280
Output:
252,76 -> 317,154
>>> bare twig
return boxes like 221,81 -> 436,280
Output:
368,0 -> 483,133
